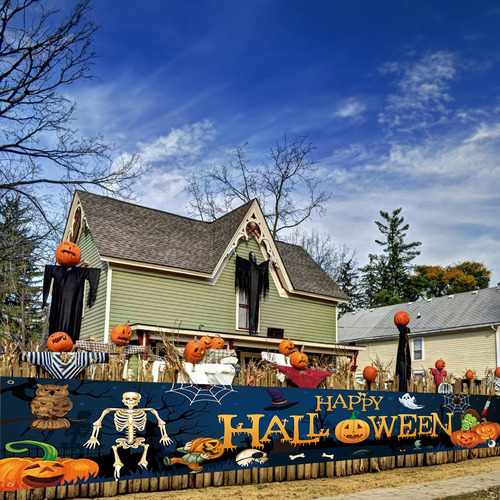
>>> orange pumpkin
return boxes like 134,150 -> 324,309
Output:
55,241 -> 81,267
465,370 -> 474,380
435,359 -> 446,370
110,324 -> 133,346
495,367 -> 500,378
471,419 -> 500,442
200,336 -> 213,349
211,337 -> 224,349
335,411 -> 371,444
279,339 -> 294,356
184,340 -> 206,363
0,441 -> 98,491
290,351 -> 308,369
362,366 -> 378,382
393,311 -> 410,327
188,437 -> 224,459
46,332 -> 73,353
450,429 -> 481,449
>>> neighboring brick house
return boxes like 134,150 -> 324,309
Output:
338,287 -> 500,379
60,190 -> 360,359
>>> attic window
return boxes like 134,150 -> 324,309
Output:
246,221 -> 261,239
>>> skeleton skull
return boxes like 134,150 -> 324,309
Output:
122,392 -> 141,408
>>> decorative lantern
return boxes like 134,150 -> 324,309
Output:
55,241 -> 81,267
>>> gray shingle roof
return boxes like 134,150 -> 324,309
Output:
338,287 -> 500,343
76,190 -> 347,300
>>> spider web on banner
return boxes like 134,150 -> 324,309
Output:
442,393 -> 471,414
167,383 -> 237,405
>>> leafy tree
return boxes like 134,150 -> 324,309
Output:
410,262 -> 490,298
185,136 -> 330,238
0,196 -> 45,344
360,208 -> 421,307
0,0 -> 145,232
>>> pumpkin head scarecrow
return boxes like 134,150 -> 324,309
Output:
163,437 -> 224,473
0,440 -> 98,491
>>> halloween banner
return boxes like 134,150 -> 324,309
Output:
1,376 -> 499,491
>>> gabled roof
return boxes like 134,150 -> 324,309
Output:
72,190 -> 348,300
338,287 -> 500,343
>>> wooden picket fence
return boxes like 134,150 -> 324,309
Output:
0,347 -> 499,499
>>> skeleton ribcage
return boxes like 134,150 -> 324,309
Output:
114,409 -> 147,434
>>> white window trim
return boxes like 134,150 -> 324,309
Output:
411,337 -> 424,362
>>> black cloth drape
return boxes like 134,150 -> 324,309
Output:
43,265 -> 101,341
395,324 -> 412,392
235,253 -> 269,335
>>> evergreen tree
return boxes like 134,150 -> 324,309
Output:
0,196 -> 45,344
360,208 -> 421,307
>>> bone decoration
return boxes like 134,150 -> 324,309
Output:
289,453 -> 305,461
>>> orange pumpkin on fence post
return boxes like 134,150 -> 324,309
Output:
290,351 -> 308,370
393,311 -> 410,327
55,241 -> 81,267
183,340 -> 206,363
335,411 -> 371,444
363,366 -> 378,382
465,370 -> 474,380
0,440 -> 98,491
495,367 -> 500,378
110,324 -> 133,346
46,332 -> 74,352
279,339 -> 295,356
211,337 -> 225,349
435,359 -> 446,370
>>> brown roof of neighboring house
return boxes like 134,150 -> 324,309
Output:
75,190 -> 348,300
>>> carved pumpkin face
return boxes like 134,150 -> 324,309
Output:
0,441 -> 98,491
393,311 -> 410,327
362,366 -> 378,382
279,340 -> 294,356
465,370 -> 474,380
55,241 -> 81,267
184,340 -> 206,363
290,351 -> 308,369
471,420 -> 500,441
211,337 -> 224,349
335,411 -> 370,444
435,359 -> 445,370
188,437 -> 224,459
110,324 -> 133,346
46,332 -> 73,352
200,336 -> 213,349
450,429 -> 481,449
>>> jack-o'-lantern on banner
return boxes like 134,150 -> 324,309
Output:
46,332 -> 74,352
0,440 -> 98,491
110,324 -> 133,346
184,340 -> 206,363
290,351 -> 308,370
450,429 -> 481,449
279,339 -> 294,356
188,437 -> 224,459
471,419 -> 500,442
55,241 -> 81,267
335,411 -> 371,444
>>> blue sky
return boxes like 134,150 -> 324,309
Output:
67,1 -> 500,286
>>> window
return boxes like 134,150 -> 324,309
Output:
411,338 -> 424,361
237,288 -> 249,330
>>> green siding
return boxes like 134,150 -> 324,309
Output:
78,226 -> 108,341
109,238 -> 337,343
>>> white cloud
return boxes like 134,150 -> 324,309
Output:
137,120 -> 217,163
465,122 -> 500,143
334,98 -> 366,119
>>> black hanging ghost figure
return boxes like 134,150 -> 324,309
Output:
43,265 -> 100,342
395,324 -> 412,392
235,252 -> 269,335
